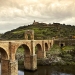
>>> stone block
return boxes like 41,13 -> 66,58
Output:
1,60 -> 18,75
24,54 -> 37,71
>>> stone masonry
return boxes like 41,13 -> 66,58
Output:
0,30 -> 54,75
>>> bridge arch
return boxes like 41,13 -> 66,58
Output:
0,47 -> 8,60
15,44 -> 31,70
35,44 -> 43,59
15,44 -> 31,57
45,43 -> 48,51
0,47 -> 9,75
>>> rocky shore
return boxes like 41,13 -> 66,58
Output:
37,55 -> 64,65
37,55 -> 75,66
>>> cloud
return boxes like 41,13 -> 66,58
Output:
0,0 -> 75,33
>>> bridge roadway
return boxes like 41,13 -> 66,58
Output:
0,39 -> 53,75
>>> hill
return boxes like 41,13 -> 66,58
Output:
1,21 -> 75,40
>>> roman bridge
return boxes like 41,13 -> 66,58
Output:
0,30 -> 54,75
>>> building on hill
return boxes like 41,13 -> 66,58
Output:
32,20 -> 61,28
51,23 -> 61,29
53,23 -> 60,26
33,20 -> 49,26
33,20 -> 39,25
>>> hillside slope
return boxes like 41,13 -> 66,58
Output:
1,22 -> 75,40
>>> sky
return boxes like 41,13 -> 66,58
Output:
0,0 -> 75,33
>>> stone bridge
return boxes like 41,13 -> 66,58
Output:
0,30 -> 54,75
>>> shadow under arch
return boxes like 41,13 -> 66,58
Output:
15,44 -> 31,69
0,47 -> 8,60
45,43 -> 48,51
35,44 -> 43,59
0,47 -> 8,75
16,44 -> 30,57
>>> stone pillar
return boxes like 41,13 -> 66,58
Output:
51,40 -> 54,46
42,41 -> 46,58
25,34 -> 28,40
37,51 -> 46,59
1,60 -> 18,75
24,55 -> 37,71
48,40 -> 50,49
9,60 -> 18,75
1,60 -> 9,75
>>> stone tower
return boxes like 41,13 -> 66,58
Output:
25,30 -> 34,40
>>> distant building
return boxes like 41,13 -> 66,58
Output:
53,23 -> 60,26
32,20 -> 61,28
33,20 -> 39,25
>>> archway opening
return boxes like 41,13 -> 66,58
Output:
0,47 -> 8,60
60,43 -> 64,49
35,44 -> 42,59
28,34 -> 31,40
0,47 -> 8,75
15,44 -> 30,70
45,43 -> 48,51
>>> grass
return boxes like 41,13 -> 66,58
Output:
62,46 -> 75,51
47,45 -> 61,55
46,45 -> 75,65
47,45 -> 75,58
13,30 -> 25,34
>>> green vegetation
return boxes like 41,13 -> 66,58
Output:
15,44 -> 75,65
46,45 -> 75,65
17,47 -> 24,54
1,22 -> 75,40
16,46 -> 24,65
47,45 -> 61,56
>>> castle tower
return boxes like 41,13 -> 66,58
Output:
33,20 -> 38,25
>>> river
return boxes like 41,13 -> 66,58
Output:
18,65 -> 75,75
0,63 -> 75,75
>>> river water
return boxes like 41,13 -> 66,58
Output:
0,63 -> 75,75
18,65 -> 75,75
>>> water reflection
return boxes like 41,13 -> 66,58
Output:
18,66 -> 75,75
18,70 -> 24,75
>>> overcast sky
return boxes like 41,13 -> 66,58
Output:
0,0 -> 75,33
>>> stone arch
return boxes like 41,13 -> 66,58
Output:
15,44 -> 31,57
45,43 -> 48,51
0,47 -> 8,60
25,30 -> 34,40
35,44 -> 42,59
0,47 -> 9,75
15,44 -> 31,70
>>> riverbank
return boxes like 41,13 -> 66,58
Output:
37,55 -> 75,66
37,45 -> 75,65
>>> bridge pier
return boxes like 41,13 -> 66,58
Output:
37,51 -> 46,59
24,54 -> 37,71
1,60 -> 18,75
